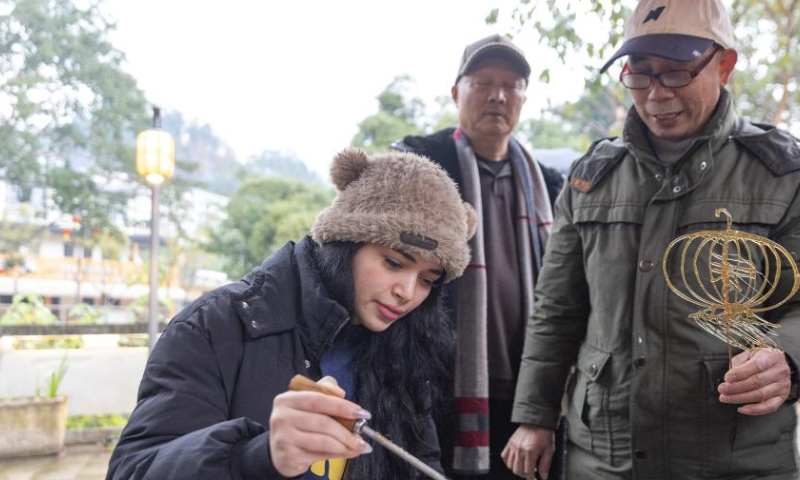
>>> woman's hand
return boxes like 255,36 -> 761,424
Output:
269,376 -> 373,477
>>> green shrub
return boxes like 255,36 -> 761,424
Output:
67,414 -> 129,429
0,293 -> 57,325
34,352 -> 69,398
68,303 -> 102,324
13,336 -> 84,350
128,295 -> 174,324
117,334 -> 148,348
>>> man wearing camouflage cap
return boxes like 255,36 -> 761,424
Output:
504,0 -> 800,478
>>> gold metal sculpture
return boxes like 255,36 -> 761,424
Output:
662,208 -> 800,365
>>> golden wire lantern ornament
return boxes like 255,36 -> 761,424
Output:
662,208 -> 800,365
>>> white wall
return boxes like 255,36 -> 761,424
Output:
38,240 -> 63,258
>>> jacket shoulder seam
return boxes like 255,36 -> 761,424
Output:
568,137 -> 626,193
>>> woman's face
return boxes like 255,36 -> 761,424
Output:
351,244 -> 444,332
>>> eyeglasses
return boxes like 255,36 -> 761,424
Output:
619,48 -> 723,90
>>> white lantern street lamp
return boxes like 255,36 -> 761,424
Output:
135,107 -> 175,352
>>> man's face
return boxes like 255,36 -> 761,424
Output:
627,47 -> 737,141
452,58 -> 527,143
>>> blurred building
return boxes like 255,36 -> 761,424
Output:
0,179 -> 229,322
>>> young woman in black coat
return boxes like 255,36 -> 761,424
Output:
106,148 -> 477,480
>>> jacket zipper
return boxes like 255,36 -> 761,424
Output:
325,316 -> 350,353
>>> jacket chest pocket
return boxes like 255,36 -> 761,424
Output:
573,203 -> 644,283
675,201 -> 785,238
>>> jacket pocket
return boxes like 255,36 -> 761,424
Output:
701,355 -> 797,478
676,201 -> 784,237
701,355 -> 737,477
568,344 -> 617,463
573,203 -> 644,231
572,204 -> 644,282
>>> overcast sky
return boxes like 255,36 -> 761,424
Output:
102,0 -> 587,177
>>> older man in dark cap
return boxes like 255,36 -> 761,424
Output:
394,35 -> 564,480
504,0 -> 800,479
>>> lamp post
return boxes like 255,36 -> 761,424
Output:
136,107 -> 175,352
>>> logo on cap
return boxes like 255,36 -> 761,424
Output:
643,6 -> 666,24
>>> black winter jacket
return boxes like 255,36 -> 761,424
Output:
392,128 -> 565,208
106,238 -> 442,480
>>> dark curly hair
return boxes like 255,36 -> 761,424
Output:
309,240 -> 455,480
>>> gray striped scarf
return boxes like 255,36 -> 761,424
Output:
451,128 -> 553,474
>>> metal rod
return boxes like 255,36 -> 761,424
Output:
147,184 -> 160,352
359,424 -> 451,480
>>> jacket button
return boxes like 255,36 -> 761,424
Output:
241,301 -> 250,310
638,260 -> 653,272
589,364 -> 599,376
672,185 -> 683,194
700,161 -> 708,170
634,357 -> 646,368
249,320 -> 259,329
635,449 -> 647,460
304,359 -> 311,369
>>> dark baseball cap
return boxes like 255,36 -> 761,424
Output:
455,34 -> 531,84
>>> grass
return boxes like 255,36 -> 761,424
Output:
67,414 -> 129,430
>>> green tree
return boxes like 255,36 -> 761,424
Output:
516,116 -> 592,152
0,0 -> 195,251
492,0 -> 800,137
205,177 -> 334,278
728,0 -> 800,126
0,0 -> 149,195
351,75 -> 426,153
430,95 -> 459,132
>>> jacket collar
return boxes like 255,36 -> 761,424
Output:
623,88 -> 736,165
292,237 -> 351,363
232,237 -> 349,362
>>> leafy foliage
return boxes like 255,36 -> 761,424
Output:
0,0 -> 197,254
0,0 -> 149,192
67,413 -> 129,429
41,352 -> 69,399
128,294 -> 174,324
492,0 -> 800,139
516,116 -> 592,152
351,75 -> 426,153
12,336 -> 84,349
0,293 -> 57,325
728,0 -> 800,126
206,177 -> 334,278
67,303 -> 102,324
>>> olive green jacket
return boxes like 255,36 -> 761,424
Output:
512,90 -> 800,479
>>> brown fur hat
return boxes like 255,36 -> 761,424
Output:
312,148 -> 477,283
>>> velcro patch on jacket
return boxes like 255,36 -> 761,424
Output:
734,123 -> 800,176
569,138 -> 626,193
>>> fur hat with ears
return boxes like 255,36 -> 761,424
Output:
312,148 -> 477,283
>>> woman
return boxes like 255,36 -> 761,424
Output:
106,148 -> 477,480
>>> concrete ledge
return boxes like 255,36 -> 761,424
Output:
0,323 -> 166,336
66,426 -> 123,445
